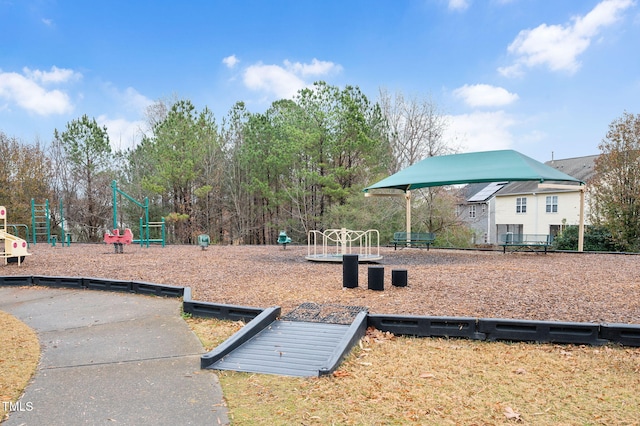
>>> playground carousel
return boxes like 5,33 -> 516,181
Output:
306,228 -> 382,263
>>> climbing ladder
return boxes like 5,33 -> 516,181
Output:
31,199 -> 51,244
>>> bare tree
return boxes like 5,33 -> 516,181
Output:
378,88 -> 453,173
0,133 -> 52,226
377,89 -> 467,236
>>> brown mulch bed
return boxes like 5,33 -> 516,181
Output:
2,243 -> 639,324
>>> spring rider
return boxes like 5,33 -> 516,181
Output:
277,230 -> 292,249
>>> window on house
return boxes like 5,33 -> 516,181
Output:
469,204 -> 476,218
516,197 -> 527,213
546,195 -> 558,213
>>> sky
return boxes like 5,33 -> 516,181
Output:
1,0 -> 639,162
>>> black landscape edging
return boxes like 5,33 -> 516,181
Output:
600,323 -> 640,347
132,280 -> 184,297
0,274 -> 262,322
0,275 -> 33,286
368,315 -> 640,347
1,275 -> 639,348
83,277 -> 132,292
182,287 -> 264,322
367,314 -> 484,340
32,275 -> 84,288
478,318 -> 607,345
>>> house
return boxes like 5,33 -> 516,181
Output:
459,154 -> 598,245
457,182 -> 507,244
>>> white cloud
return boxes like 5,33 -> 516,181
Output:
97,115 -> 148,151
453,84 -> 519,107
96,85 -> 153,150
496,63 -> 524,79
103,84 -> 153,114
448,0 -> 470,11
499,0 -> 634,76
122,87 -> 152,112
242,58 -> 342,99
223,54 -> 239,68
244,63 -> 306,99
444,111 -> 516,152
0,68 -> 77,115
23,66 -> 81,84
284,58 -> 342,77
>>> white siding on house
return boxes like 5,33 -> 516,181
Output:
496,190 -> 588,235
462,155 -> 596,245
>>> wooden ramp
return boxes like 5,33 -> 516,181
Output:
201,305 -> 368,377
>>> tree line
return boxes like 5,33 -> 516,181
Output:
1,82 -> 638,251
2,83 -> 466,246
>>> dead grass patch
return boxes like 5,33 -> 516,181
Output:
0,311 -> 40,421
186,319 -> 640,425
185,316 -> 246,350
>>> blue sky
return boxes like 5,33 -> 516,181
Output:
1,0 -> 639,162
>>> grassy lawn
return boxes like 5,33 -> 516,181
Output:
187,317 -> 640,425
0,311 -> 40,422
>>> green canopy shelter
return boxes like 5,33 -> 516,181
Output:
364,150 -> 586,250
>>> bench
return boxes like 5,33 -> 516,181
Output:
391,232 -> 435,250
499,233 -> 552,254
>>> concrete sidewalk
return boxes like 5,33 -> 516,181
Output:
0,287 -> 229,425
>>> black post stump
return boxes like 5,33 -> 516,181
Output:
342,254 -> 359,288
368,266 -> 384,291
392,269 -> 408,287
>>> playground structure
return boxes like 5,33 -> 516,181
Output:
31,199 -> 50,244
306,228 -> 382,262
31,199 -> 71,246
108,180 -> 165,250
4,223 -> 30,247
1,206 -> 31,265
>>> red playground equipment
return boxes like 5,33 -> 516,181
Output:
1,205 -> 31,266
104,228 -> 134,253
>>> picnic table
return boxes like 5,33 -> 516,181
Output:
499,233 -> 552,254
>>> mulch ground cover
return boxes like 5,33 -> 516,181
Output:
2,243 -> 638,324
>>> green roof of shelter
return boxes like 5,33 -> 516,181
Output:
364,149 -> 583,192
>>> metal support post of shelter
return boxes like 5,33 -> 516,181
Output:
364,190 -> 412,243
405,190 -> 411,242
